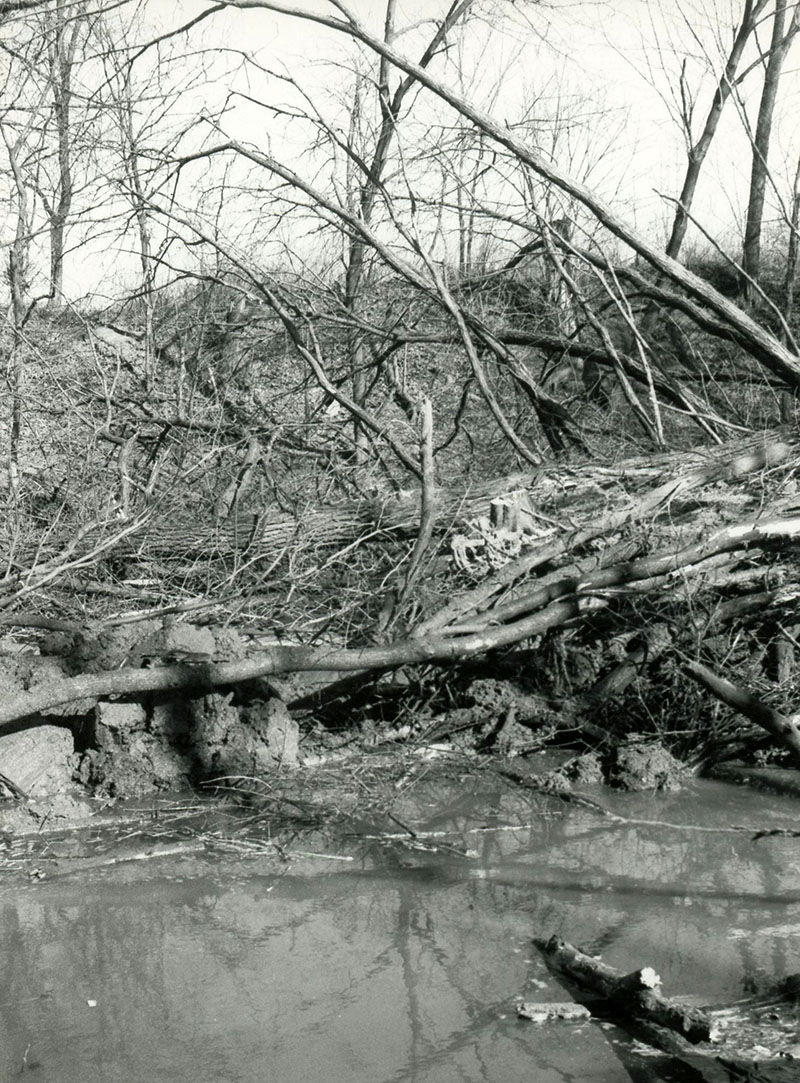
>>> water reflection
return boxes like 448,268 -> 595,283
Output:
0,777 -> 798,1082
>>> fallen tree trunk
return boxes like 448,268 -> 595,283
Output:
4,512 -> 800,730
0,593 -> 608,730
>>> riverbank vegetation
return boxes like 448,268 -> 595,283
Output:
2,0 -> 800,802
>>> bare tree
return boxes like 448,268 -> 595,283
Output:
0,0 -> 103,301
339,0 -> 477,459
741,0 -> 800,297
667,0 -> 770,261
0,41 -> 46,501
41,0 -> 82,299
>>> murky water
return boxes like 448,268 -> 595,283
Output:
2,772 -> 800,1082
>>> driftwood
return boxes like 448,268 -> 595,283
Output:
533,935 -> 717,1044
516,1001 -> 591,1023
532,935 -> 800,1082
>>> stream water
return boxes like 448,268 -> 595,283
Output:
1,771 -> 799,1082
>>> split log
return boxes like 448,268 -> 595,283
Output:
414,436 -> 793,636
516,1001 -> 591,1023
533,935 -> 717,1044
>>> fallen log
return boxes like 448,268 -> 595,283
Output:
0,598 -> 605,729
618,1019 -> 800,1083
533,935 -> 717,1044
49,431 -> 792,581
442,513 -> 800,641
532,935 -> 800,1081
3,521 -> 799,730
415,436 -> 793,636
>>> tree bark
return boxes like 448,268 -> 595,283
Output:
781,152 -> 800,326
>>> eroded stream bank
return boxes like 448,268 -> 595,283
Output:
1,770 -> 799,1083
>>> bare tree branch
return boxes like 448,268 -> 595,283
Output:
219,0 -> 800,390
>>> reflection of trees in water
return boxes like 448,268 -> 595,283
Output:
0,899 -> 48,1077
377,781 -> 800,1008
0,883 -> 178,1079
350,777 -> 800,1014
2,787 -> 799,1081
384,874 -> 629,1082
15,891 -> 169,1002
389,876 -> 531,1082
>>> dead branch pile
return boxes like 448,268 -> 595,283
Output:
3,428 -> 800,759
20,427 -> 799,616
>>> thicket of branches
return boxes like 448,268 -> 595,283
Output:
2,1 -> 800,752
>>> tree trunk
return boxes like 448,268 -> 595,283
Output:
684,659 -> 800,765
781,151 -> 800,326
667,0 -> 767,260
45,0 -> 80,303
1,126 -> 33,502
741,0 -> 800,298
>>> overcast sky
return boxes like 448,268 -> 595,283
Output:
56,0 -> 800,299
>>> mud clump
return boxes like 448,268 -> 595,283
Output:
0,623 -> 296,806
535,745 -> 684,793
72,688 -> 299,799
44,619 -> 246,673
566,752 -> 605,785
190,693 -> 299,779
605,739 -> 686,792
0,793 -> 94,834
536,752 -> 605,793
0,725 -> 75,796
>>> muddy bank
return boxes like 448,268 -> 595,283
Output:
0,619 -> 760,835
0,621 -> 301,827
